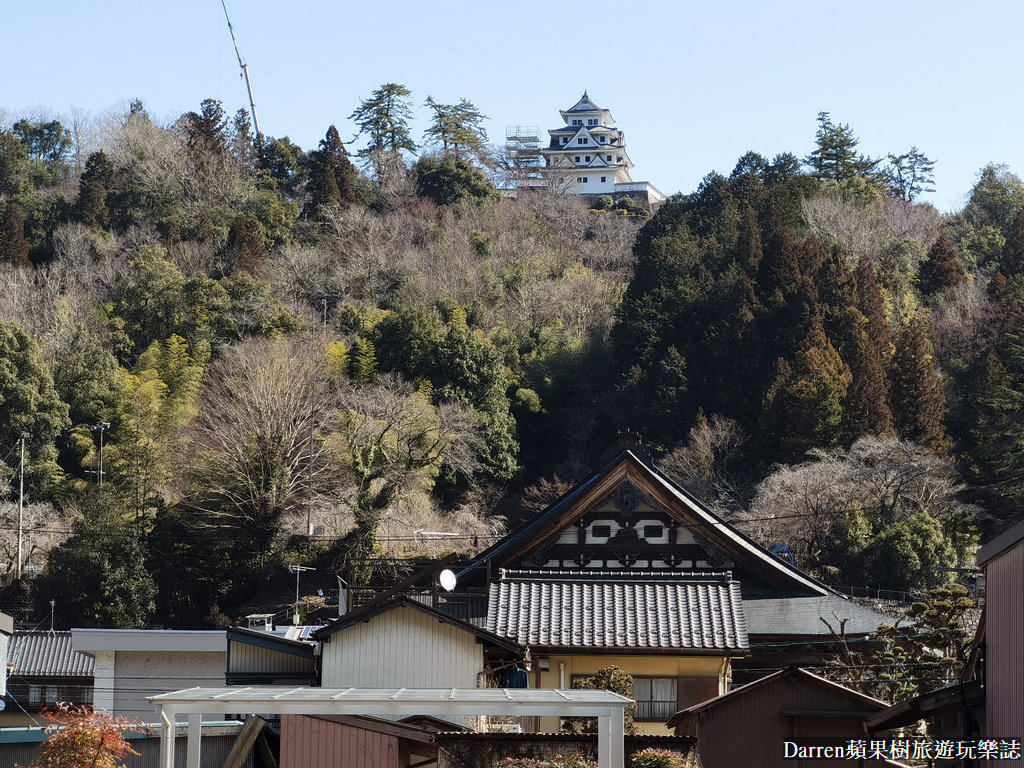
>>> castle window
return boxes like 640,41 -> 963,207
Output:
582,177 -> 588,183
585,156 -> 590,162
561,138 -> 567,144
607,155 -> 613,162
577,177 -> 583,184
600,136 -> 606,142
578,138 -> 588,144
575,156 -> 581,162
643,525 -> 663,538
588,118 -> 598,125
572,119 -> 582,125
601,176 -> 607,183
591,525 -> 611,538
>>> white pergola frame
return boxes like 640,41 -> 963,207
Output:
147,686 -> 632,768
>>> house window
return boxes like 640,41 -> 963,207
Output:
572,676 -> 677,721
601,176 -> 607,183
632,677 -> 678,720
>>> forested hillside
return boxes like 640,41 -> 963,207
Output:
0,92 -> 1021,627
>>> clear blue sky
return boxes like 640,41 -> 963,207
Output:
3,0 -> 1021,212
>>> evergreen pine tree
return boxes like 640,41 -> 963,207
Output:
888,313 -> 952,453
838,309 -> 894,441
803,112 -> 879,182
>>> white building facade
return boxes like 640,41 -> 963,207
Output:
539,92 -> 665,205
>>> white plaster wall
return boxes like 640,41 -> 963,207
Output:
111,650 -> 226,722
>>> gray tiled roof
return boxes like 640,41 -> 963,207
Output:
742,595 -> 897,637
8,631 -> 94,678
487,570 -> 748,652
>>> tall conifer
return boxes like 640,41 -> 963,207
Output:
888,313 -> 951,454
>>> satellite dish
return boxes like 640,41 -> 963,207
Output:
439,569 -> 457,592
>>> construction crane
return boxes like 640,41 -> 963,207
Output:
219,0 -> 262,142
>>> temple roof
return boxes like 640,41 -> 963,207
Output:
487,569 -> 748,653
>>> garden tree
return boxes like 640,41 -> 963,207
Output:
971,286 -> 1024,523
658,411 -> 749,513
803,112 -> 879,183
327,374 -> 484,576
34,489 -> 157,628
72,151 -> 117,230
184,337 -> 339,569
303,125 -> 360,217
11,118 -> 73,184
349,83 -> 416,182
423,96 -> 489,162
564,666 -> 639,735
26,702 -> 145,768
93,336 -> 208,516
918,234 -> 967,297
183,98 -> 229,157
0,129 -> 33,199
106,245 -> 229,358
0,321 -> 70,497
960,163 -> 1024,231
223,214 -> 267,275
411,155 -> 498,206
0,202 -> 31,267
259,135 -> 307,199
747,436 -> 976,590
826,585 -> 975,702
888,313 -> 952,454
47,301 -> 122,428
761,317 -> 852,463
369,305 -> 519,482
853,254 -> 893,361
230,107 -> 258,173
885,146 -> 936,202
997,208 -> 1024,276
836,310 -> 894,441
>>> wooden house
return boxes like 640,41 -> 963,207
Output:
667,667 -> 890,767
974,518 -> 1024,760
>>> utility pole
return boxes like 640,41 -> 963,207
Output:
289,565 -> 316,625
91,422 -> 110,485
16,436 -> 24,580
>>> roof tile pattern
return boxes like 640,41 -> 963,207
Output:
487,572 -> 748,651
8,632 -> 94,678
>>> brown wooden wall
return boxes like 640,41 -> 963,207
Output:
693,675 -> 883,768
984,540 -> 1024,767
280,715 -> 398,768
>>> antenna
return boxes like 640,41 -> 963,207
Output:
219,0 -> 262,142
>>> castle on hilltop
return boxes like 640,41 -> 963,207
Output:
508,92 -> 665,208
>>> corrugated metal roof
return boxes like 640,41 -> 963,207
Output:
487,571 -> 748,651
8,632 -> 94,678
